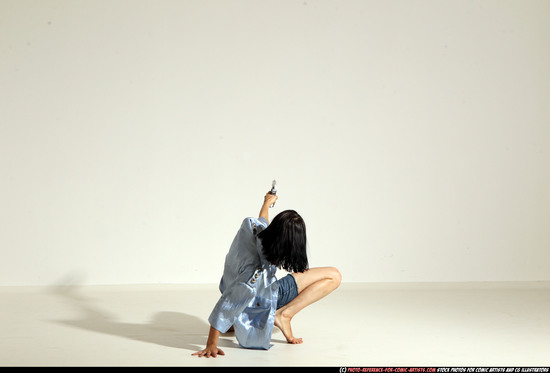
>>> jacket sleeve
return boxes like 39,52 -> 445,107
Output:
208,217 -> 270,333
208,275 -> 256,333
256,216 -> 269,229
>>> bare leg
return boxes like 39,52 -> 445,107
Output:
274,266 -> 341,344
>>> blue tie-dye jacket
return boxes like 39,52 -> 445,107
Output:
208,216 -> 279,350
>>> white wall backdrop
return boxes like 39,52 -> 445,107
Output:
1,0 -> 549,286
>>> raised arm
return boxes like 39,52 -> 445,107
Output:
259,192 -> 278,223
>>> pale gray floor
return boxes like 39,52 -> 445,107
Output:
1,282 -> 549,367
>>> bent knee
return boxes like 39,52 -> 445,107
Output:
329,267 -> 342,287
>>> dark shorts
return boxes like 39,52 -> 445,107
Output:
276,274 -> 299,309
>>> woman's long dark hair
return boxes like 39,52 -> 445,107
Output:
257,210 -> 309,273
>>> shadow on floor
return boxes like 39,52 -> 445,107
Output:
46,283 -> 240,352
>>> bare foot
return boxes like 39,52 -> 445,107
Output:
274,309 -> 303,344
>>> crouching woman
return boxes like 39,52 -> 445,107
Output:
193,192 -> 341,357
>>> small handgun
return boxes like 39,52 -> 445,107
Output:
269,180 -> 277,208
